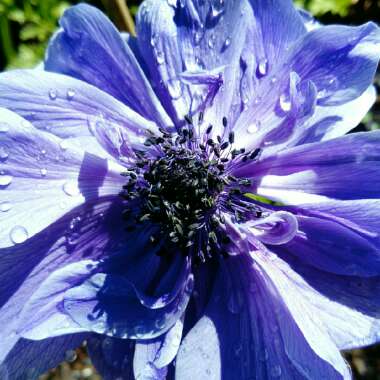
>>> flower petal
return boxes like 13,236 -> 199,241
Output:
0,69 -> 158,160
236,131 -> 380,202
62,269 -> 193,340
0,198 -> 127,358
45,4 -> 172,128
288,22 -> 380,106
176,254 -> 350,379
133,318 -> 183,377
266,248 -> 380,350
137,0 -> 298,129
0,108 -> 124,248
232,21 -> 380,153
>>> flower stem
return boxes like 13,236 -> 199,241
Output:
102,0 -> 136,36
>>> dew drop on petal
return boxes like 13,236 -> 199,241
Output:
0,175 -> 12,187
66,89 -> 76,100
247,122 -> 260,134
222,37 -> 231,50
63,181 -> 80,197
256,59 -> 268,77
0,201 -> 11,212
49,89 -> 57,100
40,168 -> 47,177
60,140 -> 69,151
156,51 -> 165,65
279,94 -> 292,112
10,225 -> 29,244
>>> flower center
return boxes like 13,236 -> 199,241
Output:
120,116 -> 262,262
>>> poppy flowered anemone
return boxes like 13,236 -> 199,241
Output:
1,1 -> 380,379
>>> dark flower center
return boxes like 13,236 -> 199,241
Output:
120,116 -> 262,263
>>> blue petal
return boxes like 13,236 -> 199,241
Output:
133,318 -> 183,378
237,131 -> 380,201
256,243 -> 380,350
0,69 -> 158,161
176,254 -> 350,379
0,198 -> 127,358
0,108 -> 124,248
46,4 -> 172,128
0,334 -> 86,380
137,0 -> 283,131
62,269 -> 193,339
289,22 -> 380,106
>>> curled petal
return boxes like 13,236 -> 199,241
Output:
246,211 -> 299,245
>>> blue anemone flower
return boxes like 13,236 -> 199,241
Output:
1,1 -> 380,379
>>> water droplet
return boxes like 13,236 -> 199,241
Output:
279,94 -> 292,112
150,34 -> 158,47
208,35 -> 216,49
0,175 -> 12,187
209,0 -> 225,21
66,89 -> 76,100
247,122 -> 260,134
167,0 -> 177,7
65,350 -> 77,363
256,59 -> 268,77
60,140 -> 69,151
0,123 -> 9,133
270,76 -> 278,84
0,201 -> 11,212
156,51 -> 165,65
270,365 -> 282,378
0,147 -> 9,162
49,89 -> 57,100
70,216 -> 81,230
63,181 -> 80,197
40,168 -> 47,177
193,24 -> 205,45
10,225 -> 28,244
222,37 -> 231,50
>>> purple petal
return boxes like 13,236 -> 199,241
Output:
17,261 -> 97,340
176,253 -> 350,379
236,131 -> 380,202
133,318 -> 183,378
136,0 -> 276,130
0,70 -> 158,161
289,22 -> 380,106
267,248 -> 380,350
0,108 -> 124,248
62,269 -> 193,339
272,214 -> 380,276
0,197 -> 127,359
45,4 -> 172,128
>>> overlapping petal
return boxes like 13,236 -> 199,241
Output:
45,4 -> 172,128
0,70 -> 158,161
0,108 -> 125,248
176,253 -> 350,379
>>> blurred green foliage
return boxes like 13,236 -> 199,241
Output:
0,0 -> 70,68
295,0 -> 352,16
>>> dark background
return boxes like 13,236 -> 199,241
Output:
1,0 -> 380,379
